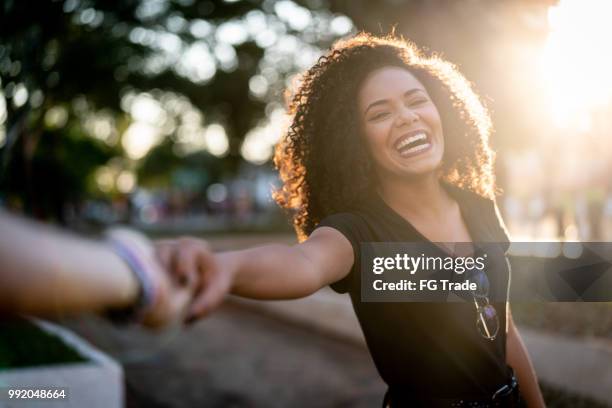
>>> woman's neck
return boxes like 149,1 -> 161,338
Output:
377,173 -> 452,219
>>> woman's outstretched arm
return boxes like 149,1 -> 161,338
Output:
155,226 -> 354,321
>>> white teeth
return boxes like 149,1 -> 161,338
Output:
396,132 -> 427,149
400,142 -> 431,156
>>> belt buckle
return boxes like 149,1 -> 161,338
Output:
491,376 -> 517,400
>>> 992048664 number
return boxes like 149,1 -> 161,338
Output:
5,388 -> 67,400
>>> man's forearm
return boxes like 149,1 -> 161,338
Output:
0,212 -> 139,315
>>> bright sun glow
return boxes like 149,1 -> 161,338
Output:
540,0 -> 612,131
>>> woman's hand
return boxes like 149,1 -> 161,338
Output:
155,237 -> 236,323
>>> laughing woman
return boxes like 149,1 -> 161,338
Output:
156,33 -> 545,407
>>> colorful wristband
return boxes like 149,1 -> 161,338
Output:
105,228 -> 161,322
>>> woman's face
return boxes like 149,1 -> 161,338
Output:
358,66 -> 444,180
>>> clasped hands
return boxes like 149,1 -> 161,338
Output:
112,232 -> 228,329
155,237 -> 232,324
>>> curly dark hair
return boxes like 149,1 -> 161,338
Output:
273,33 -> 496,241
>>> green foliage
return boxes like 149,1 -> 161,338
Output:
137,137 -> 227,188
1,109 -> 118,219
0,319 -> 85,369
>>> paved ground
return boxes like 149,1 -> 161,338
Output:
65,303 -> 386,408
63,299 -> 612,408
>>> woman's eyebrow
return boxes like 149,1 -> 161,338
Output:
364,88 -> 424,115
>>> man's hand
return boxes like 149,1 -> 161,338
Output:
141,257 -> 195,328
106,229 -> 196,329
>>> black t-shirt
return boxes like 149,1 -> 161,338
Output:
315,184 -> 512,399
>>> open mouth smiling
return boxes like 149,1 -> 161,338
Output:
393,130 -> 432,157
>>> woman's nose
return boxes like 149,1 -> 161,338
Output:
395,106 -> 419,127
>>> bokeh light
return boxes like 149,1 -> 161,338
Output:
204,124 -> 229,157
122,122 -> 161,160
240,107 -> 286,165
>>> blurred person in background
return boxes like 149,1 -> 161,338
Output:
155,33 -> 545,407
0,210 -> 193,328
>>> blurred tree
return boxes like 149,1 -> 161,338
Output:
0,0 -> 350,221
137,137 -> 226,188
3,124 -> 118,221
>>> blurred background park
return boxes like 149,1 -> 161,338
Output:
1,0 -> 611,407
2,0 -> 612,242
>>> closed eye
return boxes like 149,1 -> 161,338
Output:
369,112 -> 390,121
408,98 -> 428,106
